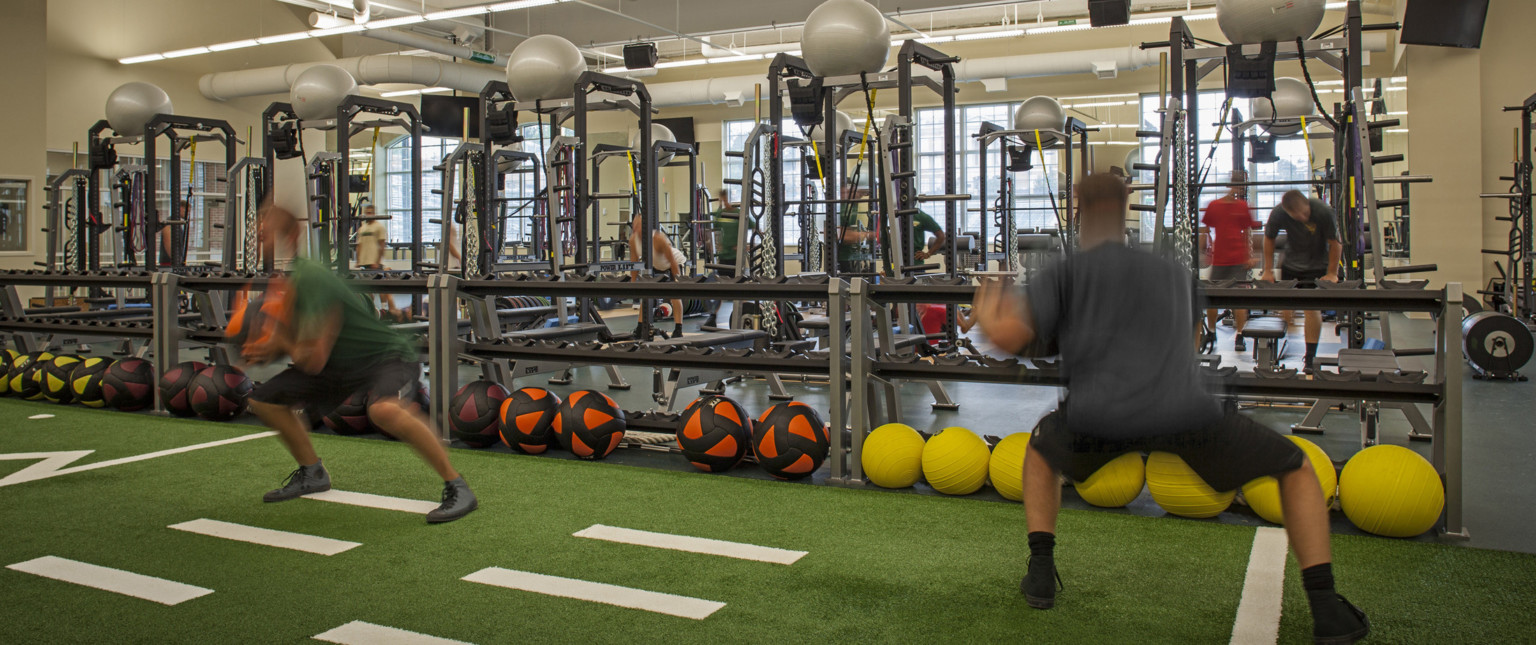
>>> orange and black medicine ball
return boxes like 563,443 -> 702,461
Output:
752,402 -> 830,480
677,395 -> 752,473
554,390 -> 626,460
499,387 -> 562,454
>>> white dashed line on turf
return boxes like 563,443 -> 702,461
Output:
0,431 -> 276,488
302,490 -> 439,514
169,519 -> 361,556
6,556 -> 213,606
1230,527 -> 1289,644
313,620 -> 474,645
574,524 -> 807,565
462,567 -> 726,620
28,414 -> 54,420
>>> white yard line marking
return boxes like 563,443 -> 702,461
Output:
313,621 -> 474,645
28,414 -> 55,420
6,556 -> 213,606
574,524 -> 806,565
1230,527 -> 1289,645
0,431 -> 276,489
462,567 -> 725,620
303,489 -> 439,514
169,519 -> 361,556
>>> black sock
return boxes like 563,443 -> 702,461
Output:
1028,532 -> 1055,559
1302,562 -> 1334,594
1305,342 -> 1318,360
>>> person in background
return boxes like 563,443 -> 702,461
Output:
354,203 -> 405,322
1261,190 -> 1343,373
1201,171 -> 1260,351
629,212 -> 687,338
837,186 -> 877,276
241,203 -> 477,524
971,173 -> 1367,644
908,209 -> 949,265
159,200 -> 190,266
707,189 -> 749,327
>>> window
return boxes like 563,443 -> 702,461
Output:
383,135 -> 455,244
114,154 -> 226,256
1137,91 -> 1316,241
917,103 -> 1065,235
496,123 -> 570,246
722,118 -> 805,244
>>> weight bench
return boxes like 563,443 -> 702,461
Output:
1244,316 -> 1288,372
1292,349 -> 1433,446
645,328 -> 770,351
643,329 -> 796,409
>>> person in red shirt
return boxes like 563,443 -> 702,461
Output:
915,303 -> 975,345
1201,171 -> 1260,351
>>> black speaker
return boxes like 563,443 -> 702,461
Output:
623,42 -> 658,69
1088,0 -> 1130,27
1401,0 -> 1489,49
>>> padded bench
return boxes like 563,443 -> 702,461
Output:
1243,316 -> 1287,371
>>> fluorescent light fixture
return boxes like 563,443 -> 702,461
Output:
490,0 -> 561,10
1026,24 -> 1092,35
1087,141 -> 1139,146
1182,12 -> 1217,21
656,58 -> 709,69
1062,93 -> 1137,101
1129,16 -> 1172,25
1063,101 -> 1130,109
426,6 -> 489,20
367,14 -> 428,28
953,29 -> 1022,41
257,31 -> 312,44
602,66 -> 633,73
1325,2 -> 1347,9
311,24 -> 366,36
1387,111 -> 1407,116
706,54 -> 763,64
379,88 -> 422,97
119,53 -> 166,64
917,35 -> 954,43
420,87 -> 453,94
162,46 -> 212,58
1387,128 -> 1408,133
208,39 -> 260,52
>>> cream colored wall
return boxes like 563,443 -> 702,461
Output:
1476,1 -> 1536,295
1,0 -> 48,274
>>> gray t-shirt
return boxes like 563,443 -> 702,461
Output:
1265,198 -> 1339,273
1023,244 -> 1221,438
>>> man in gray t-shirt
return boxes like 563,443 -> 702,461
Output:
971,174 -> 1367,643
1262,190 -> 1343,371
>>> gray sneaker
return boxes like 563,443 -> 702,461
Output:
263,464 -> 331,502
426,478 -> 478,523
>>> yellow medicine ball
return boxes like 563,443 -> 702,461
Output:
861,423 -> 926,489
1073,452 -> 1146,508
921,427 -> 990,495
1146,451 -> 1234,518
987,432 -> 1031,502
0,349 -> 17,395
1339,444 -> 1445,538
1240,436 -> 1337,525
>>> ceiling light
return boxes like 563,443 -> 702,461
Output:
953,29 -> 1023,41
380,88 -> 422,97
311,24 -> 366,36
426,6 -> 489,20
309,11 -> 350,29
656,58 -> 709,69
119,53 -> 166,64
257,32 -> 312,44
706,54 -> 763,64
917,35 -> 954,43
1063,100 -> 1129,108
420,87 -> 453,94
208,39 -> 260,52
490,0 -> 561,10
1387,128 -> 1408,133
1061,92 -> 1137,101
1026,24 -> 1093,35
1325,2 -> 1347,9
1387,111 -> 1407,116
367,14 -> 428,28
162,46 -> 212,58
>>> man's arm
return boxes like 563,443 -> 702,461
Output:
1261,237 -> 1276,281
973,280 -> 1035,354
1322,240 -> 1343,282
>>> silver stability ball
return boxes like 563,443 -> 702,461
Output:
506,34 -> 587,102
629,123 -> 678,166
290,64 -> 358,121
807,110 -> 856,144
801,0 -> 891,78
1217,0 -> 1326,45
104,82 -> 173,137
1252,77 -> 1318,136
1123,147 -> 1145,179
1013,96 -> 1067,147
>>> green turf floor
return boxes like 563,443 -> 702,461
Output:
1,398 -> 1533,644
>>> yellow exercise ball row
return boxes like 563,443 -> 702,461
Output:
923,427 -> 991,495
1147,451 -> 1235,519
1339,444 -> 1444,538
1240,436 -> 1337,525
862,424 -> 997,496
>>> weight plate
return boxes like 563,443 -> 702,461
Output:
1462,311 -> 1535,372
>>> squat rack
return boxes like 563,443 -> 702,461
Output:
1482,91 -> 1536,323
142,114 -> 238,271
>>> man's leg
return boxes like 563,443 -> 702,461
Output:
1021,435 -> 1067,609
1303,310 -> 1323,370
250,400 -> 318,466
368,397 -> 478,523
1023,447 -> 1061,534
1278,460 -> 1370,643
248,373 -> 333,502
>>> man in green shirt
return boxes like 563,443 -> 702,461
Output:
242,204 -> 477,524
837,187 -> 878,276
906,209 -> 948,263
710,189 -> 746,276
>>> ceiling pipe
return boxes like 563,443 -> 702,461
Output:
363,28 -> 508,66
198,54 -> 502,101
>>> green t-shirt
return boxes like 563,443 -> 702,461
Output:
290,257 -> 415,365
711,207 -> 744,263
838,208 -> 944,266
893,210 -> 943,258
837,205 -> 874,263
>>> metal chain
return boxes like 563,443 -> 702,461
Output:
464,152 -> 481,277
1171,110 -> 1194,270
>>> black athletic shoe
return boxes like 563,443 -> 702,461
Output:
1234,335 -> 1247,352
671,325 -> 685,339
263,464 -> 331,502
1312,593 -> 1370,644
1020,556 -> 1063,609
426,478 -> 478,524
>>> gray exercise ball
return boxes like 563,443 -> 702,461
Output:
801,0 -> 891,78
506,35 -> 587,102
1123,147 -> 1146,179
807,110 -> 856,144
290,64 -> 357,121
1217,0 -> 1326,45
1013,96 -> 1067,147
1252,77 -> 1317,136
629,123 -> 678,166
105,82 -> 173,137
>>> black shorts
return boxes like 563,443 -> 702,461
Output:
1281,267 -> 1326,283
249,356 -> 421,417
1208,264 -> 1252,283
1029,408 -> 1305,492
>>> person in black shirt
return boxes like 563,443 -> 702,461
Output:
973,173 -> 1368,644
1262,190 -> 1343,372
